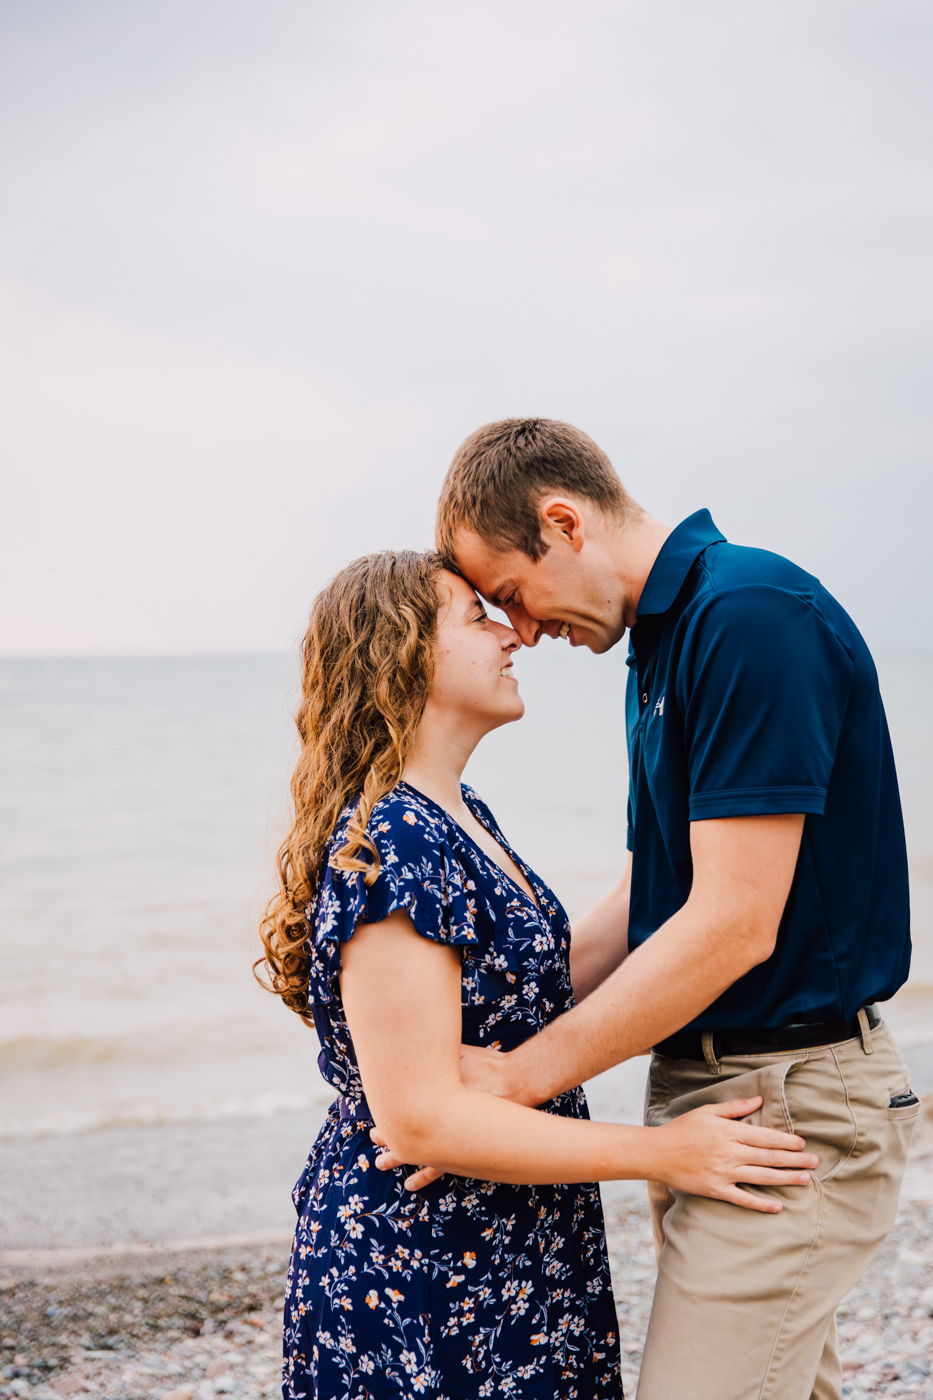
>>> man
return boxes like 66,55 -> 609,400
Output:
427,418 -> 913,1399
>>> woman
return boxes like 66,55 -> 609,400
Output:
259,550 -> 816,1400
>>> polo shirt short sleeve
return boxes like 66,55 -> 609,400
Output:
678,585 -> 855,821
624,509 -> 910,1029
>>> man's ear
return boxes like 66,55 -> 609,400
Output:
539,498 -> 585,552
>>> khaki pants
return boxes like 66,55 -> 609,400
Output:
637,1020 -> 917,1400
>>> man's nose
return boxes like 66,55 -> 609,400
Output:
508,612 -> 541,647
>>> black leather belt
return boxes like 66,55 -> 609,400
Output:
653,1004 -> 880,1061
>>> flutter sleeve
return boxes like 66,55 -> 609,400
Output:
311,789 -> 486,995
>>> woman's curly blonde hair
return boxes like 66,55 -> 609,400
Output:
256,549 -> 446,1018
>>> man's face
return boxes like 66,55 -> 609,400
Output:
452,527 -> 628,653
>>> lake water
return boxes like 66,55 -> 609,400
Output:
1,649 -> 931,1247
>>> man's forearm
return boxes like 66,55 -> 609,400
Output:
504,813 -> 803,1105
509,901 -> 770,1106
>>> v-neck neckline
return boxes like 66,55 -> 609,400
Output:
398,781 -> 541,912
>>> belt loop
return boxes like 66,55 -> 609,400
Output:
702,1031 -> 721,1075
857,1007 -> 874,1055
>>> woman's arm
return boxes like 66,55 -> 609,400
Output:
340,910 -> 818,1212
569,854 -> 632,1002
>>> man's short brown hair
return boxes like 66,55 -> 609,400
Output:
436,418 -> 637,563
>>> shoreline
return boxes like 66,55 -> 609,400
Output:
5,1199 -> 933,1399
4,1073 -> 933,1397
0,1234 -> 293,1275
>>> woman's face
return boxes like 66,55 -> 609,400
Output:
425,570 -> 525,736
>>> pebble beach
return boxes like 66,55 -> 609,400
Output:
2,652 -> 932,1398
5,1107 -> 933,1400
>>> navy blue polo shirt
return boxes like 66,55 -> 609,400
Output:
626,509 -> 910,1029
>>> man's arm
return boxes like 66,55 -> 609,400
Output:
465,812 -> 805,1107
344,907 -> 816,1201
568,853 -> 631,1002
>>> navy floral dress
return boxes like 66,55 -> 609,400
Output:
283,782 -> 623,1400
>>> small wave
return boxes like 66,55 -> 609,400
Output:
0,1035 -> 135,1071
0,1024 -> 296,1070
0,1083 -> 335,1140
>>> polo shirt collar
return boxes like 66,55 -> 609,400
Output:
636,509 -> 726,618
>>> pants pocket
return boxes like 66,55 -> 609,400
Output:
644,1053 -> 673,1126
887,1100 -> 921,1124
874,1024 -> 922,1122
646,1056 -> 804,1134
780,1051 -> 861,1183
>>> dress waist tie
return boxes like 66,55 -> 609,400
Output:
338,1093 -> 373,1121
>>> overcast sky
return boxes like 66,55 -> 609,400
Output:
1,0 -> 931,655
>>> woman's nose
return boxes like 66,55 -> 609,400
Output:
492,620 -> 523,651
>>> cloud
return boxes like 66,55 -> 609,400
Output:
1,0 -> 930,652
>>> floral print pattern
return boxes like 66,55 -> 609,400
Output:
283,783 -> 623,1399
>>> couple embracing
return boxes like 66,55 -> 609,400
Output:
259,419 -> 914,1400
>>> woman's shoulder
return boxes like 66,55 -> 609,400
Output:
325,784 -> 447,873
369,784 -> 503,863
367,784 -> 448,858
370,783 -> 445,831
313,784 -> 479,952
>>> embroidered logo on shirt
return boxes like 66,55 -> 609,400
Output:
654,695 -> 665,717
